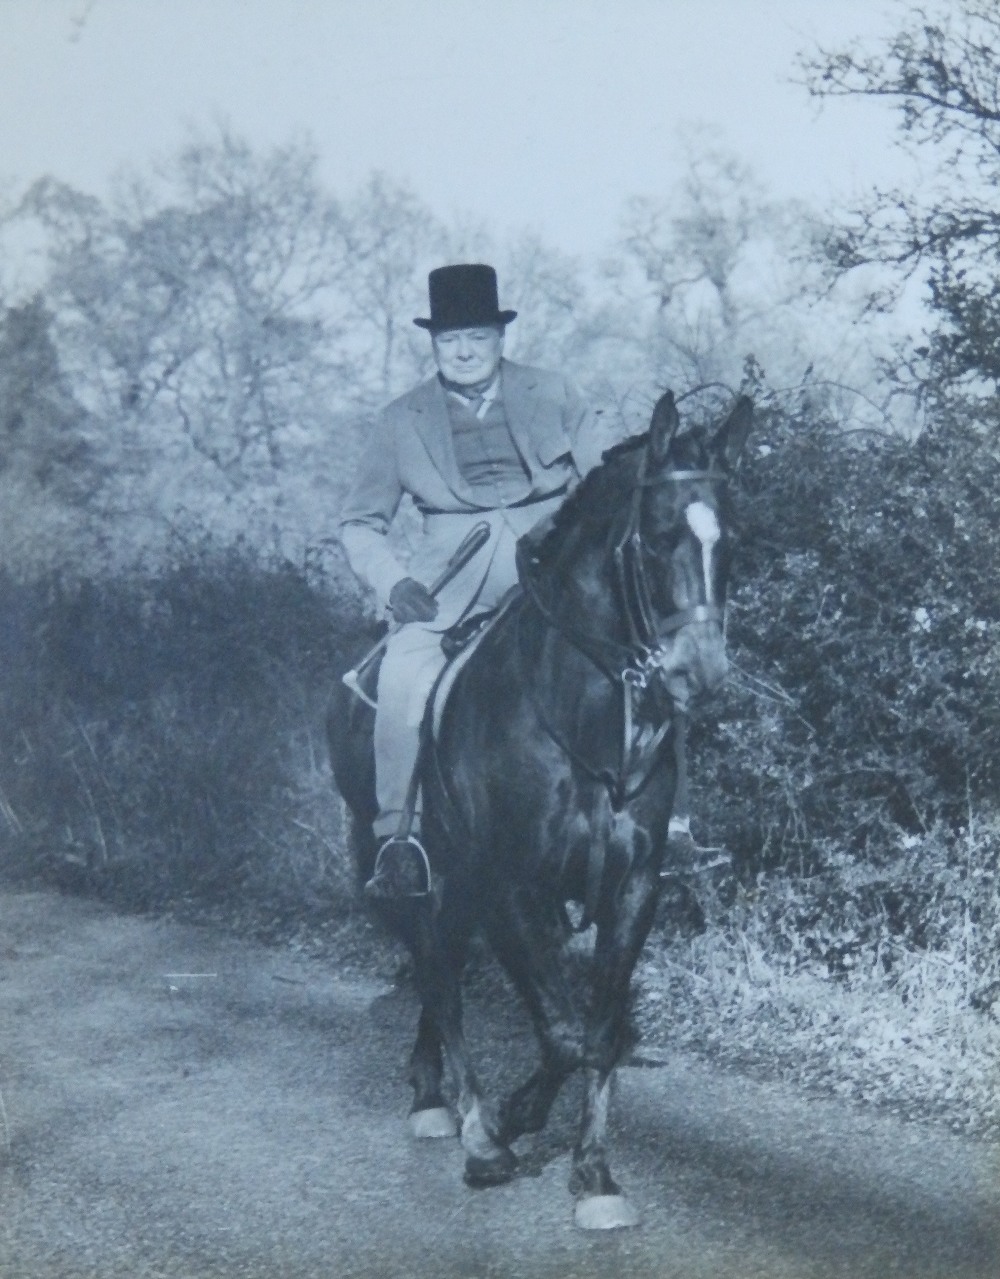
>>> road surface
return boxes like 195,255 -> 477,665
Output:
1,887 -> 998,1278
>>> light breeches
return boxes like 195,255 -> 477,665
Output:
373,623 -> 449,836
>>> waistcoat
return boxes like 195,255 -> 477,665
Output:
445,391 -> 532,507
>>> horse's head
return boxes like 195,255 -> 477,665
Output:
623,390 -> 753,710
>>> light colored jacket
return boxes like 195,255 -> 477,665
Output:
340,359 -> 600,629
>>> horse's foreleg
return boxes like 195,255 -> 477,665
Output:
437,991 -> 518,1187
487,890 -> 582,1144
571,858 -> 661,1230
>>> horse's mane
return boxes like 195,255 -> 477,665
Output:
601,432 -> 650,465
526,433 -> 648,567
526,424 -> 715,569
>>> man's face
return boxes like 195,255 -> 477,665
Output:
432,325 -> 505,387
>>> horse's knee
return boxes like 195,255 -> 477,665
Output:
582,1012 -> 637,1073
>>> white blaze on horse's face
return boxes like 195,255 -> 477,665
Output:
685,500 -> 720,605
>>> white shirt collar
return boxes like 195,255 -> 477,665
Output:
445,374 -> 500,419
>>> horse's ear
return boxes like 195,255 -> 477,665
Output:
649,390 -> 680,464
711,395 -> 753,471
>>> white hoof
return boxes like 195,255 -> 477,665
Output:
574,1194 -> 641,1231
408,1107 -> 458,1140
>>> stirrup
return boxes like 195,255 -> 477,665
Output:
661,831 -> 732,879
364,833 -> 433,900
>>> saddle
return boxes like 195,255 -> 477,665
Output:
361,601 -> 512,901
439,609 -> 499,660
351,606 -> 505,707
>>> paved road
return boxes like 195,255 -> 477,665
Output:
1,887 -> 999,1279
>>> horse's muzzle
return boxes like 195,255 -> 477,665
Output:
659,625 -> 728,708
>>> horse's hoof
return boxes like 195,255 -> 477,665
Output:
408,1106 -> 458,1140
464,1146 -> 518,1188
574,1194 -> 641,1230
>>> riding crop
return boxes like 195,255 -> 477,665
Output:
341,520 -> 491,708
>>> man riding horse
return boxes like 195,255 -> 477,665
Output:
339,263 -> 694,894
330,362 -> 752,1227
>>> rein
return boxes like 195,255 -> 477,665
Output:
515,449 -> 729,810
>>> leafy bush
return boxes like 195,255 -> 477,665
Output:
646,394 -> 1000,1128
690,397 -> 1000,873
0,544 -> 367,924
642,816 -> 1000,1134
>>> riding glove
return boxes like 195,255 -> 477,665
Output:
389,577 -> 439,624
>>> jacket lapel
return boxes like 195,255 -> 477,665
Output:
499,360 -> 541,462
408,376 -> 470,498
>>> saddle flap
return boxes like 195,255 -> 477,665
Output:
429,595 -> 518,738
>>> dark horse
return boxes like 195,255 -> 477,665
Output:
328,390 -> 752,1229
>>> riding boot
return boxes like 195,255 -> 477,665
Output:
665,710 -> 697,867
364,756 -> 432,900
666,813 -> 697,858
365,624 -> 447,900
364,833 -> 432,899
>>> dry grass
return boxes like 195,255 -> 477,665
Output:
638,849 -> 1000,1136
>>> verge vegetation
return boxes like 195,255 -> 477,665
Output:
1,394 -> 996,1134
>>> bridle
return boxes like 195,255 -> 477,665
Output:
515,438 -> 730,809
518,444 -> 729,693
612,446 -> 728,690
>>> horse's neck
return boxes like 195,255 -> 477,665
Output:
548,532 -> 606,594
537,514 -> 629,646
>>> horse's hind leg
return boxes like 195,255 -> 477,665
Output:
408,893 -> 517,1187
486,887 -> 582,1145
407,1007 -> 457,1138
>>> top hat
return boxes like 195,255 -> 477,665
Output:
413,263 -> 517,331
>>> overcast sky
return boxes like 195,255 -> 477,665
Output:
1,0 -> 915,257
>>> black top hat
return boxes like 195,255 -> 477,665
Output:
413,263 -> 517,331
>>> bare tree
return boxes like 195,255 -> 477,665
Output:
0,295 -> 99,568
597,134 -> 851,417
800,0 -> 1000,395
499,231 -> 591,371
328,173 -> 447,403
25,129 -> 351,474
15,127 -> 358,562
